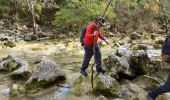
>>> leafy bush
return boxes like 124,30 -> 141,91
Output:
53,0 -> 115,33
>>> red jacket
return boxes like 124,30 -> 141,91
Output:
83,22 -> 105,46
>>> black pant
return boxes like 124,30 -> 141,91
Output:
81,45 -> 102,71
149,71 -> 170,98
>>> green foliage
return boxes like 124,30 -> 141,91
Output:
53,0 -> 115,32
0,0 -> 12,14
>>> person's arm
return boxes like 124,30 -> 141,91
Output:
99,32 -> 109,45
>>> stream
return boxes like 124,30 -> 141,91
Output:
0,39 -> 114,100
0,35 -> 166,100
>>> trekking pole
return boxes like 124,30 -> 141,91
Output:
90,0 -> 112,89
91,34 -> 96,88
101,0 -> 112,19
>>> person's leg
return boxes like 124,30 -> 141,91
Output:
81,45 -> 93,72
148,72 -> 170,99
95,45 -> 105,73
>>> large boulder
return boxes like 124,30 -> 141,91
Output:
105,49 -> 151,79
105,55 -> 132,79
95,75 -> 121,97
129,50 -> 150,76
72,74 -> 121,97
25,60 -> 66,92
115,48 -> 132,57
71,75 -> 92,95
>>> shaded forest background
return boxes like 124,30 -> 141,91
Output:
0,0 -> 170,36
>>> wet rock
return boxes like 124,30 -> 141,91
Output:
25,60 -> 66,92
151,33 -> 156,40
95,95 -> 107,100
112,98 -> 125,100
146,50 -> 161,59
135,44 -> 148,51
95,75 -> 121,97
9,84 -> 19,97
130,32 -> 141,40
0,88 -> 10,96
24,34 -> 37,41
115,48 -> 132,57
129,50 -> 150,76
71,75 -> 92,95
133,75 -> 161,90
10,60 -> 32,80
155,39 -> 164,45
106,55 -> 132,78
0,56 -> 18,71
121,80 -> 146,100
153,44 -> 162,49
3,40 -> 16,48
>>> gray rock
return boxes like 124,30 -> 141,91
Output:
106,55 -> 132,79
130,50 -> 150,76
95,75 -> 121,97
25,60 -> 66,91
24,34 -> 37,41
10,60 -> 32,79
133,75 -> 161,90
115,48 -> 133,57
9,84 -> 19,97
121,81 -> 147,100
130,32 -> 141,40
95,95 -> 107,100
0,56 -> 18,71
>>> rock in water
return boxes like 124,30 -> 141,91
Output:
25,60 -> 66,92
95,75 -> 121,97
10,60 -> 32,79
130,50 -> 150,76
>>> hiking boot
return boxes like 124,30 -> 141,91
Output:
97,68 -> 106,74
80,70 -> 88,77
147,93 -> 155,100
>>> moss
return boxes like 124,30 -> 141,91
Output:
153,44 -> 162,49
31,47 -> 43,51
136,45 -> 147,51
25,76 -> 66,93
10,72 -> 31,80
95,76 -> 121,97
9,88 -> 20,97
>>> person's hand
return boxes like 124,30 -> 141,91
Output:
93,31 -> 98,36
105,40 -> 109,45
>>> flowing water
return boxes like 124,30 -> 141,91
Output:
0,37 -> 166,100
0,39 -> 114,100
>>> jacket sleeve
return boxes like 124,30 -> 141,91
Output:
99,32 -> 105,41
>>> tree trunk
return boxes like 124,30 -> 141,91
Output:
32,6 -> 36,34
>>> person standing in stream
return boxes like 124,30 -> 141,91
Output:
80,17 -> 109,76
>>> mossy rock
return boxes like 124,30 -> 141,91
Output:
25,60 -> 66,93
129,50 -> 150,76
153,44 -> 162,49
133,75 -> 161,90
136,44 -> 148,51
71,75 -> 92,95
31,47 -> 43,51
95,75 -> 121,97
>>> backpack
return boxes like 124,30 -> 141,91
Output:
161,34 -> 170,63
80,27 -> 87,46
